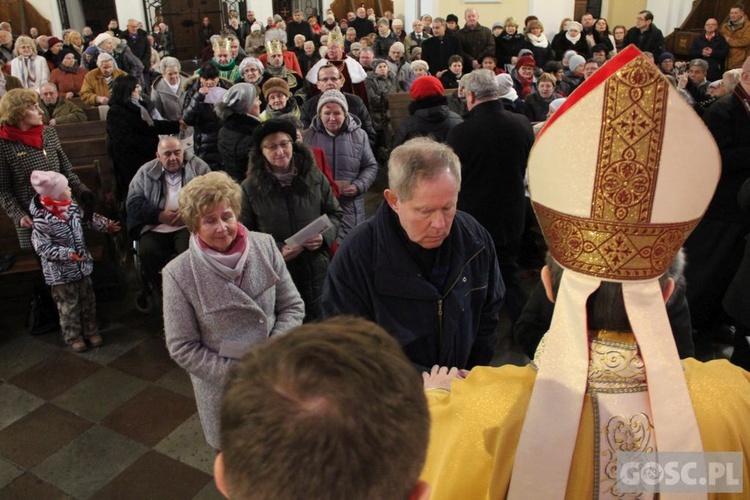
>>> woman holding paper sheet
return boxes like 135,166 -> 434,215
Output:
162,171 -> 304,450
240,119 -> 342,322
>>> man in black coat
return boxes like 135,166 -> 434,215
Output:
422,17 -> 470,77
300,64 -> 377,145
350,7 -> 375,40
121,19 -> 152,89
689,18 -> 729,81
286,10 -> 314,45
685,56 -> 750,342
624,10 -> 664,58
447,69 -> 534,322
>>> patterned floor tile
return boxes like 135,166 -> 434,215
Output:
100,385 -> 195,447
0,473 -> 73,499
0,335 -> 57,381
155,366 -> 195,399
192,480 -> 224,500
0,457 -> 23,490
155,413 -> 216,475
90,450 -> 212,500
32,425 -> 148,498
9,352 -> 101,400
0,384 -> 44,431
52,366 -> 149,422
108,336 -> 177,382
0,403 -> 92,469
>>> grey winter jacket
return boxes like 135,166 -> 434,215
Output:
125,156 -> 211,239
303,114 -> 378,241
151,74 -> 188,121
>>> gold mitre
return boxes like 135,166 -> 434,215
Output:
265,39 -> 283,55
212,37 -> 232,52
327,27 -> 344,47
529,45 -> 721,281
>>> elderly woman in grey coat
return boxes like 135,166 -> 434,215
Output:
302,90 -> 377,242
163,171 -> 304,450
151,56 -> 187,120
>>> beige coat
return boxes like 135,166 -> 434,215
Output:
79,67 -> 127,105
720,16 -> 750,69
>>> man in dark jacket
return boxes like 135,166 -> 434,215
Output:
39,83 -> 86,125
121,19 -> 152,89
624,10 -> 664,58
685,56 -> 750,341
422,17 -> 470,76
322,138 -> 504,371
300,63 -> 377,145
350,7 -> 375,39
447,69 -> 533,323
689,18 -> 729,81
456,9 -> 494,70
286,9 -> 314,45
323,138 -> 505,371
393,75 -> 462,147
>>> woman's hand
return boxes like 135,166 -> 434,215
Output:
282,244 -> 303,261
341,184 -> 359,197
107,221 -> 121,233
302,234 -> 324,251
19,215 -> 33,228
422,365 -> 469,391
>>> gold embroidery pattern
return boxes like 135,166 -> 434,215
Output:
534,203 -> 700,279
534,57 -> 695,280
601,413 -> 655,499
588,338 -> 647,393
593,57 -> 667,224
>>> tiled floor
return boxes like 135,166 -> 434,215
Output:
0,293 -> 222,499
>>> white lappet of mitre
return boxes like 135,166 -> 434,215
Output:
508,46 -> 721,500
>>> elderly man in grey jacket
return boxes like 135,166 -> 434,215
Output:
126,136 -> 210,292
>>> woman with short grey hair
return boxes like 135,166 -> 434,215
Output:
151,56 -> 186,121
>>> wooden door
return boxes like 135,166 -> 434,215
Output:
161,0 -> 222,61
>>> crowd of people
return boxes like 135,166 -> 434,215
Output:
1,4 -> 750,497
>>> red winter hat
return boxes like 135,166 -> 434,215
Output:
515,55 -> 536,71
47,37 -> 63,47
410,75 -> 444,100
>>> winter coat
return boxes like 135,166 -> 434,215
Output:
119,28 -> 151,72
30,196 -> 111,286
373,31 -> 399,58
217,113 -> 261,182
303,114 -> 378,242
720,17 -> 750,69
0,127 -> 90,249
456,23 -> 495,62
40,98 -> 87,125
440,70 -> 462,90
496,33 -> 525,66
624,25 -> 665,59
447,99 -> 534,266
322,202 -> 505,371
49,66 -> 87,97
163,230 -> 305,449
405,31 -> 431,58
181,75 -> 234,171
240,143 -> 342,321
79,67 -> 128,105
523,92 -> 555,122
689,33 -> 730,81
446,92 -> 468,117
386,58 -> 414,92
559,73 -> 584,96
125,155 -> 211,239
299,92 -> 377,145
151,74 -> 188,120
106,100 -> 181,196
550,32 -> 589,60
422,34 -> 469,74
365,71 -> 397,132
393,96 -> 463,147
700,91 -> 750,222
10,55 -> 50,91
524,39 -> 553,68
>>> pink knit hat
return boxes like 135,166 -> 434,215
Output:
30,170 -> 69,199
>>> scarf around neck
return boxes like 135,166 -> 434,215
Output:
265,158 -> 298,186
40,195 -> 72,220
58,63 -> 79,74
194,223 -> 250,283
0,123 -> 44,149
566,32 -> 581,44
527,32 -> 549,47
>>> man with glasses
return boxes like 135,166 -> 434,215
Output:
624,10 -> 664,58
690,18 -> 729,81
299,63 -> 376,145
126,136 -> 210,294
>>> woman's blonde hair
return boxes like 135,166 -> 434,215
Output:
0,89 -> 38,126
13,35 -> 36,57
179,171 -> 242,233
67,30 -> 83,46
